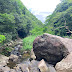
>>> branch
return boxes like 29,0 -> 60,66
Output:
53,16 -> 72,34
64,20 -> 72,33
54,26 -> 65,30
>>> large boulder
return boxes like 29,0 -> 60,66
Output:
33,33 -> 70,65
55,52 -> 72,72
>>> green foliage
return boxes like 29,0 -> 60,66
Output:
0,35 -> 6,43
5,47 -> 12,52
1,47 -> 12,56
23,25 -> 51,50
63,35 -> 72,39
30,27 -> 44,35
0,0 -> 43,42
45,0 -> 72,36
23,36 -> 36,50
0,13 -> 15,34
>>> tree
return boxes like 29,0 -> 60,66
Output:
0,0 -> 43,41
45,0 -> 72,36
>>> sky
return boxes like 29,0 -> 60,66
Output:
20,0 -> 61,23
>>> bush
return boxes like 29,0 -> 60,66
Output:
0,35 -> 6,43
1,47 -> 12,56
23,35 -> 36,50
30,27 -> 44,36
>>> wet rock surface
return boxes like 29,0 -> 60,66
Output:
10,40 -> 23,56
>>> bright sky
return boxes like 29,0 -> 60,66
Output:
20,0 -> 61,23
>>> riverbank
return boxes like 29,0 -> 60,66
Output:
1,33 -> 72,72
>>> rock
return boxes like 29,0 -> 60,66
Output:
14,45 -> 22,51
12,59 -> 56,72
0,54 -> 9,66
7,54 -> 19,68
29,60 -> 40,72
11,44 -> 22,56
55,52 -> 72,72
29,60 -> 56,72
7,42 -> 13,46
18,41 -> 23,46
0,69 -> 3,72
23,51 -> 28,54
13,39 -> 23,47
11,50 -> 21,56
30,48 -> 36,60
20,60 -> 40,72
38,59 -> 49,72
9,54 -> 19,63
48,65 -> 56,72
15,64 -> 29,72
33,33 -> 70,65
10,69 -> 16,72
0,66 -> 10,72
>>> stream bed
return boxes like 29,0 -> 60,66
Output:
7,52 -> 30,69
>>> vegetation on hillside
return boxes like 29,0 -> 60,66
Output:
0,0 -> 43,42
45,0 -> 72,37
